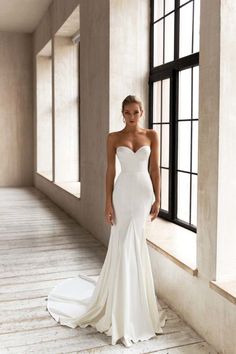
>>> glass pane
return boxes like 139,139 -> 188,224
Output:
54,35 -> 79,182
162,124 -> 170,168
179,1 -> 193,58
192,120 -> 198,173
178,68 -> 191,119
180,0 -> 190,5
161,168 -> 169,211
191,174 -> 197,226
165,0 -> 175,14
154,0 -> 164,21
153,125 -> 161,167
154,21 -> 164,66
178,121 -> 191,171
193,0 -> 200,53
177,171 -> 190,222
36,41 -> 53,181
164,13 -> 174,63
153,81 -> 161,123
162,78 -> 170,122
193,66 -> 199,118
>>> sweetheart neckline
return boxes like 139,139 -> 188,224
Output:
116,145 -> 151,154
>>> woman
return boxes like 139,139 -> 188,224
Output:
46,95 -> 167,348
105,95 -> 161,226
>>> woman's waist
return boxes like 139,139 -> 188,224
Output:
119,169 -> 150,174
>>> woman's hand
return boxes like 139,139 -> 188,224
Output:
150,201 -> 160,221
105,203 -> 115,225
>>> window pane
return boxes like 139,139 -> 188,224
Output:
162,78 -> 170,122
164,13 -> 174,63
193,0 -> 200,53
162,124 -> 170,168
180,0 -> 190,5
153,81 -> 161,123
36,41 -> 53,181
191,174 -> 197,226
161,168 -> 169,211
165,0 -> 175,14
54,36 -> 79,182
193,66 -> 199,118
178,121 -> 191,171
177,171 -> 190,222
154,21 -> 164,66
192,120 -> 198,173
178,68 -> 191,119
179,1 -> 193,58
153,125 -> 161,167
154,0 -> 163,21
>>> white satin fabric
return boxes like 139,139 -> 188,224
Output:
46,145 -> 167,345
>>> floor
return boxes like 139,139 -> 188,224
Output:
0,187 -> 218,354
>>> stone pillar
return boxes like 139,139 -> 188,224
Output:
197,0 -> 236,280
216,0 -> 236,280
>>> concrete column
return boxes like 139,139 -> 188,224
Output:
216,0 -> 236,280
197,0 -> 236,280
197,0 -> 221,280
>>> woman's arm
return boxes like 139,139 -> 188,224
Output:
149,130 -> 161,220
105,133 -> 116,225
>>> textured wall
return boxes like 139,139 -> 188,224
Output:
0,32 -> 33,186
109,0 -> 149,133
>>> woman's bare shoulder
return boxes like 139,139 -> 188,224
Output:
146,128 -> 158,139
107,130 -> 124,140
107,130 -> 124,147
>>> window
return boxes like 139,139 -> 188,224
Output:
36,41 -> 53,180
36,6 -> 80,197
149,0 -> 200,232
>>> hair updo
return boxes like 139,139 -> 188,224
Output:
121,95 -> 143,113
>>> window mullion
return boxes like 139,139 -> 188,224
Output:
174,0 -> 180,60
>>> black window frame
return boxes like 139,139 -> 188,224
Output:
149,0 -> 199,232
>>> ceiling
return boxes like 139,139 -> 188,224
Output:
0,0 -> 53,33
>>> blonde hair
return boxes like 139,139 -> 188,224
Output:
121,95 -> 143,113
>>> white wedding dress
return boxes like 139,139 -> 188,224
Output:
46,145 -> 167,346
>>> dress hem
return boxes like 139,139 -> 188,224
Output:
47,302 -> 168,347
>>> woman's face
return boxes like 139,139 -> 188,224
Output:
122,103 -> 143,126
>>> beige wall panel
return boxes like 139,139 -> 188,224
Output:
149,248 -> 236,354
216,0 -> 236,279
109,0 -> 150,132
0,31 -> 33,186
197,0 -> 220,279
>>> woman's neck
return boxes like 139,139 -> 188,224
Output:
123,124 -> 143,134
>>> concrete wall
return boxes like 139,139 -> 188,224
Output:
33,0 -> 110,244
217,0 -> 236,280
109,0 -> 149,132
0,32 -> 33,186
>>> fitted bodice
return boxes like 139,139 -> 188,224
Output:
116,145 -> 151,173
